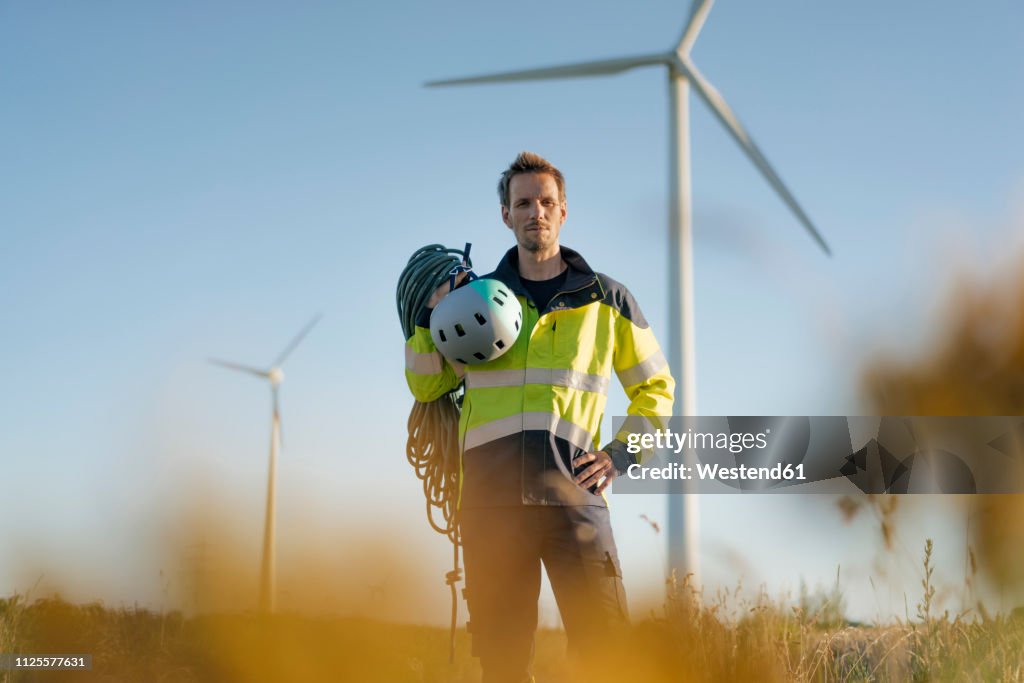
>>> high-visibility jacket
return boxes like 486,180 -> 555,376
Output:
404,246 -> 674,507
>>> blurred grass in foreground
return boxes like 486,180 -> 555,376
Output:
3,544 -> 1024,683
861,250 -> 1024,595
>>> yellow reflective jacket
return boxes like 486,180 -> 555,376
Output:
404,246 -> 674,507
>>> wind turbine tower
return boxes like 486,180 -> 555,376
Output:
426,0 -> 831,584
210,314 -> 322,613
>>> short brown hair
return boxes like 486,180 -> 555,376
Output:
497,151 -> 566,209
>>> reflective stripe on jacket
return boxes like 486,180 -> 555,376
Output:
404,246 -> 675,507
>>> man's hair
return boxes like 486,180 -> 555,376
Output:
497,151 -> 566,209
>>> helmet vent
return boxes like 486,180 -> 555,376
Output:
454,323 -> 466,337
474,313 -> 487,325
514,319 -> 520,331
473,352 -> 486,361
456,358 -> 467,364
492,297 -> 504,306
494,339 -> 505,350
438,329 -> 447,342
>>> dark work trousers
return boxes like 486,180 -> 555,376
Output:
460,505 -> 629,683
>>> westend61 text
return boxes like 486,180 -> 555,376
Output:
626,462 -> 807,482
625,427 -> 770,455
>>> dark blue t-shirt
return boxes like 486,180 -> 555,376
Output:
520,268 -> 568,312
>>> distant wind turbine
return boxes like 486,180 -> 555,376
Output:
426,0 -> 831,584
210,313 -> 322,613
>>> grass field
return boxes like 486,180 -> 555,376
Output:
3,539 -> 1023,683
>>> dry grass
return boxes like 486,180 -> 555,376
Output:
3,539 -> 1023,683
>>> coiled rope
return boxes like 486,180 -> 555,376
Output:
397,243 -> 472,664
406,396 -> 461,543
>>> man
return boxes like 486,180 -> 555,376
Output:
404,152 -> 674,682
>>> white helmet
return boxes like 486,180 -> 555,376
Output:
430,278 -> 522,365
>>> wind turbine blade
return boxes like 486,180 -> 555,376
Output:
425,53 -> 669,87
209,358 -> 270,379
273,313 -> 322,367
676,0 -> 714,56
676,56 -> 832,256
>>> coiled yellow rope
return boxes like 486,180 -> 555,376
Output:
405,395 -> 461,544
397,243 -> 472,663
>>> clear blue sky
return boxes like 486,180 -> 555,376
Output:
2,1 -> 1022,623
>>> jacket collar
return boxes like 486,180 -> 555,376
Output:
491,245 -> 598,296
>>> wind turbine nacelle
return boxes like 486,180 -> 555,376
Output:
430,278 -> 522,365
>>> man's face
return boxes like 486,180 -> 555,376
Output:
502,172 -> 566,254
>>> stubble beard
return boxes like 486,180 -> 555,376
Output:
519,223 -> 554,253
522,236 -> 543,252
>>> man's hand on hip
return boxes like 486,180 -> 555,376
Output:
573,451 -> 616,494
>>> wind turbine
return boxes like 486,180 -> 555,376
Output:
425,0 -> 831,584
210,313 -> 322,613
